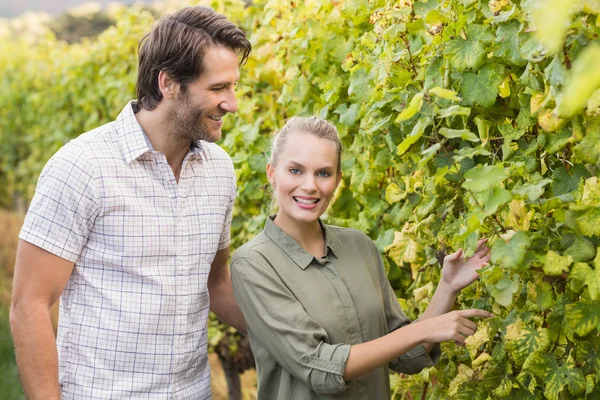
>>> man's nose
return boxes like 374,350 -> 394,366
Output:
220,87 -> 238,114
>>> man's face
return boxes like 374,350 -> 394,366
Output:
167,46 -> 240,143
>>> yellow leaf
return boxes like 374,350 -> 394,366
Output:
384,183 -> 406,204
499,76 -> 511,98
538,109 -> 567,132
506,199 -> 533,231
543,250 -> 573,276
581,177 -> 600,206
530,93 -> 545,115
429,86 -> 462,102
384,229 -> 422,271
395,93 -> 424,123
465,319 -> 492,359
472,352 -> 492,367
505,318 -> 523,341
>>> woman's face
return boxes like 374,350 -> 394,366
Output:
267,131 -> 341,227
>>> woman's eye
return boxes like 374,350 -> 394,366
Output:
290,168 -> 301,175
317,171 -> 331,177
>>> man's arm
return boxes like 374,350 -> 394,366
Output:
207,247 -> 247,333
10,240 -> 74,400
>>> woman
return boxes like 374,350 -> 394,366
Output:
231,116 -> 492,399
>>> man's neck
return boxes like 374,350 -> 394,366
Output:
135,107 -> 190,181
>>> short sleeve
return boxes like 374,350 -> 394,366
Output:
231,255 -> 350,395
218,162 -> 236,250
19,148 -> 100,263
367,239 -> 441,374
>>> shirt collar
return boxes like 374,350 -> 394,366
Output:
116,100 -> 204,164
263,215 -> 339,270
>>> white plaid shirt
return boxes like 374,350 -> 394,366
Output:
20,101 -> 236,399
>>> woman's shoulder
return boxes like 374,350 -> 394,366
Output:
324,224 -> 375,249
231,231 -> 277,267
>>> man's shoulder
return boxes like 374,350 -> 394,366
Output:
201,142 -> 232,163
49,122 -> 118,170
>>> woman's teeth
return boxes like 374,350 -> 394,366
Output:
294,197 -> 319,205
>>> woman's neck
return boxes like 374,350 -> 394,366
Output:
273,214 -> 325,258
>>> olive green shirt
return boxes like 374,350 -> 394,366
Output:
231,217 -> 440,399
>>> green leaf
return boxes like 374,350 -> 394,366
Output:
396,119 -> 430,155
559,43 -> 600,117
452,146 -> 492,162
507,327 -> 552,366
439,128 -> 480,142
551,166 -> 586,197
513,178 -> 552,201
491,231 -> 531,270
545,54 -> 568,87
498,123 -> 526,141
437,105 -> 471,118
395,93 -> 424,122
543,250 -> 573,276
521,352 -> 586,400
462,164 -> 507,192
569,262 -> 600,300
460,64 -> 504,107
494,21 -> 526,66
564,237 -> 596,262
484,187 -> 513,214
444,37 -> 486,72
335,103 -> 360,126
466,24 -> 494,45
429,86 -> 461,102
576,207 -> 600,236
573,132 -> 600,165
518,63 -> 544,91
565,301 -> 600,336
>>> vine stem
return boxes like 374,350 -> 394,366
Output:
466,189 -> 507,234
420,382 -> 429,400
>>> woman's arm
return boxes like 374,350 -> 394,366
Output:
343,308 -> 491,381
421,238 -> 491,321
418,239 -> 491,351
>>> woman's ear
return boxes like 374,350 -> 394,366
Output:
266,163 -> 275,186
335,171 -> 342,188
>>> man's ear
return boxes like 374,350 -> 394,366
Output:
158,71 -> 179,99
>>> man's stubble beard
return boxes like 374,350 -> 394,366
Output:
167,91 -> 215,145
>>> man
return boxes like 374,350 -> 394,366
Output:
10,6 -> 251,399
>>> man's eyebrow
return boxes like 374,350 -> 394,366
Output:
208,78 -> 240,87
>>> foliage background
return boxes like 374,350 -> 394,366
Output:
1,0 -> 600,398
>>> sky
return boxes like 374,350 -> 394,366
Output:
0,0 -> 154,18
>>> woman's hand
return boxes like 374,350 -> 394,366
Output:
441,238 -> 491,294
420,309 -> 493,345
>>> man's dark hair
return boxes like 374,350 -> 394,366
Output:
136,6 -> 251,111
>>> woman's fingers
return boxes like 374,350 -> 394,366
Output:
445,248 -> 463,262
475,238 -> 488,252
458,308 -> 494,319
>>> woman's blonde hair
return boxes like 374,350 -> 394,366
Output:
269,116 -> 342,173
